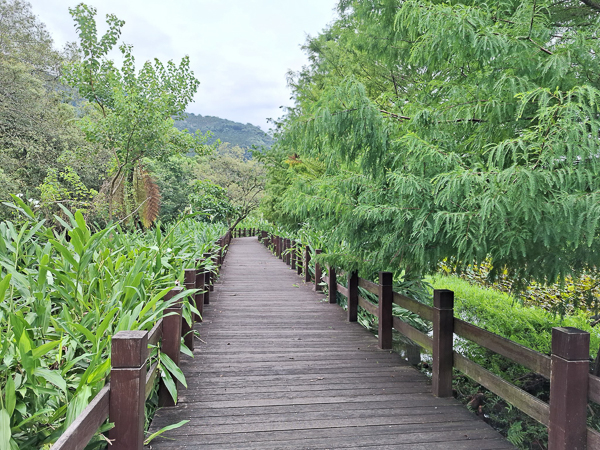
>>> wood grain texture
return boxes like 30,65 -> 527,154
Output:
147,237 -> 513,449
52,384 -> 109,450
454,318 -> 551,377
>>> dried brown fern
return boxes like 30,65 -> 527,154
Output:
133,165 -> 161,228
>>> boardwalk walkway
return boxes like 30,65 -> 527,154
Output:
147,237 -> 513,449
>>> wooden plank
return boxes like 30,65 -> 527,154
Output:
358,277 -> 378,295
322,275 -> 329,285
393,317 -> 433,351
587,427 -> 600,449
454,352 -> 550,426
147,237 -> 513,449
146,361 -> 159,400
589,373 -> 600,405
455,319 -> 550,378
393,292 -> 434,322
148,319 -> 163,347
358,295 -> 378,316
52,384 -> 110,450
336,283 -> 348,298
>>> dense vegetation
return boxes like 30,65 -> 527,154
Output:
261,0 -> 600,312
0,1 -> 264,448
175,113 -> 274,154
0,197 -> 226,448
256,2 -> 600,447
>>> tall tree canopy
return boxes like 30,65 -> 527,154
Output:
62,4 -> 210,226
265,0 -> 600,293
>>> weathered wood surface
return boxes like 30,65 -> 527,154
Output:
147,237 -> 513,449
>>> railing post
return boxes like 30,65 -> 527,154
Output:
285,239 -> 291,265
549,327 -> 590,450
348,271 -> 358,322
328,266 -> 337,304
210,251 -> 217,292
182,269 -> 196,351
195,263 -> 205,322
297,242 -> 302,275
432,289 -> 454,397
314,249 -> 323,291
291,240 -> 297,270
304,246 -> 311,282
378,272 -> 393,349
203,252 -> 211,304
108,331 -> 148,450
159,287 -> 183,407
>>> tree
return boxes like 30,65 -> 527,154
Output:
195,144 -> 266,229
62,3 -> 211,226
0,0 -> 109,220
266,0 -> 600,302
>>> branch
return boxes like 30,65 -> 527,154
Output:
581,0 -> 600,11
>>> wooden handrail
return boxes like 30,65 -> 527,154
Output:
148,318 -> 163,347
454,318 -> 551,377
308,247 -> 594,449
52,384 -> 110,450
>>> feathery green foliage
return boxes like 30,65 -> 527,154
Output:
264,0 -> 600,307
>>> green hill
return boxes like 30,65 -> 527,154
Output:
175,113 -> 274,150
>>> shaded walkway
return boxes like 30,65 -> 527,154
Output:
147,237 -> 513,449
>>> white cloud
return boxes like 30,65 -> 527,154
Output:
28,0 -> 339,132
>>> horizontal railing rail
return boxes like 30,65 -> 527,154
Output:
52,230 -> 232,450
259,229 -> 598,450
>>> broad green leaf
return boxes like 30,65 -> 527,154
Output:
31,340 -> 60,360
0,275 -> 11,303
0,409 -> 10,450
4,378 -> 15,417
64,385 -> 91,428
34,368 -> 67,394
160,369 -> 177,404
144,420 -> 189,445
160,353 -> 187,388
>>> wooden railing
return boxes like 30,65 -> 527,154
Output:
233,227 -> 258,238
52,231 -> 232,450
260,231 -> 600,450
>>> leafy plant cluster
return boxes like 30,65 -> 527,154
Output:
440,259 -> 600,315
0,198 -> 226,449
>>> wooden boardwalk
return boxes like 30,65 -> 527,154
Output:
147,237 -> 513,449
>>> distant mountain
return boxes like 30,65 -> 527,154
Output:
175,113 -> 274,150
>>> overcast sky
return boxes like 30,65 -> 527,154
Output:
28,0 -> 339,132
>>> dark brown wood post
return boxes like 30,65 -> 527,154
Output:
203,253 -> 211,304
285,239 -> 291,265
348,271 -> 358,322
432,289 -> 454,397
297,242 -> 302,275
279,237 -> 284,260
159,287 -> 183,407
216,238 -> 223,267
304,246 -> 311,282
182,269 -> 196,351
314,249 -> 323,291
291,241 -> 297,270
378,272 -> 393,349
328,266 -> 337,304
548,327 -> 590,450
210,251 -> 217,292
195,265 -> 205,322
108,331 -> 148,450
242,228 -> 246,237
